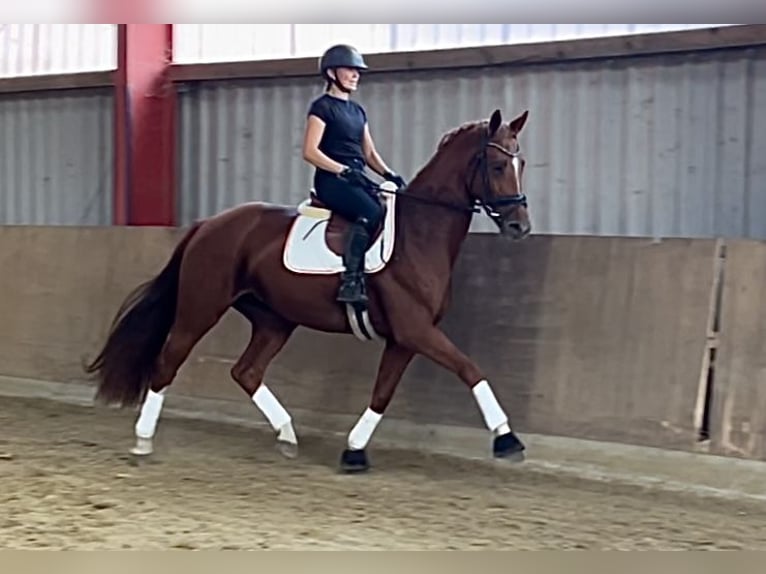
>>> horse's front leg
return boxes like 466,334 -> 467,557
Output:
402,322 -> 525,459
340,339 -> 415,473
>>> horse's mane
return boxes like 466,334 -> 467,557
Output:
436,119 -> 487,151
412,119 -> 485,172
405,119 -> 487,188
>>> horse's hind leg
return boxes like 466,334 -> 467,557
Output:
231,295 -> 298,458
131,283 -> 231,456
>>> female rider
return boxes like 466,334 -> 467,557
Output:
302,44 -> 406,306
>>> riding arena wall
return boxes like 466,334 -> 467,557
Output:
0,225 -> 764,462
1,26 -> 766,463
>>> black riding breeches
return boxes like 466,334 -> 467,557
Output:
314,175 -> 383,236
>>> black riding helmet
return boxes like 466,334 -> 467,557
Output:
319,44 -> 368,92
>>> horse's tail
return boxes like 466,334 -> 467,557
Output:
84,222 -> 204,408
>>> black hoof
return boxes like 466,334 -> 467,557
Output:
340,448 -> 369,473
493,431 -> 526,462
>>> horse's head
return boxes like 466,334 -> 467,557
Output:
461,109 -> 531,239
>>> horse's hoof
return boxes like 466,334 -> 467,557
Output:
130,437 -> 153,457
277,440 -> 299,459
340,448 -> 369,473
493,431 -> 525,462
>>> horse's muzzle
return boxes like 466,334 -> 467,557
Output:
503,220 -> 531,240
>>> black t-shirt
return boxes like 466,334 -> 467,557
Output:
307,93 -> 368,179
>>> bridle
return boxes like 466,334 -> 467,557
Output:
469,136 -> 528,226
371,133 -> 528,226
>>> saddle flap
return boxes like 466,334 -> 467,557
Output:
284,182 -> 398,276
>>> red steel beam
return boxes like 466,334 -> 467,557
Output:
114,24 -> 176,226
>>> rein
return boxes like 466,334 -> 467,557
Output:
364,137 -> 527,221
375,184 -> 479,214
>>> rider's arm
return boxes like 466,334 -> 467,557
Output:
302,114 -> 347,175
362,123 -> 393,177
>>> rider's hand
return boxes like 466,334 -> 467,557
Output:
339,166 -> 369,188
383,170 -> 407,189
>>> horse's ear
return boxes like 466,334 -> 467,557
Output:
488,109 -> 503,136
509,110 -> 529,135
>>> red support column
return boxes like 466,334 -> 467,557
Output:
114,24 -> 176,226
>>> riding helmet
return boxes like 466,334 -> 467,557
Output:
319,44 -> 369,80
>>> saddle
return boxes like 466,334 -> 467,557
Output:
306,190 -> 388,257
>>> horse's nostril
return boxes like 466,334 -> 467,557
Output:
506,221 -> 530,238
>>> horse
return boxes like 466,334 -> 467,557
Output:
84,107 -> 532,473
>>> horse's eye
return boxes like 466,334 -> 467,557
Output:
492,162 -> 507,175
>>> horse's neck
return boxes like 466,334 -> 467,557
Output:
395,162 -> 474,269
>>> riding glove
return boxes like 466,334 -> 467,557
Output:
339,166 -> 370,188
383,170 -> 407,189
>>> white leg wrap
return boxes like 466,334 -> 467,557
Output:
277,422 -> 297,445
252,385 -> 292,431
472,380 -> 510,435
134,388 -> 166,439
348,407 -> 383,450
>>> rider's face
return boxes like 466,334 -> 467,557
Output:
332,67 -> 360,91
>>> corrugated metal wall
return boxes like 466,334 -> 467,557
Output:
0,88 -> 114,225
173,24 -> 732,64
0,24 -> 116,77
177,45 -> 766,239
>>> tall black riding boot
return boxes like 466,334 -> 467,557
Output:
337,219 -> 370,306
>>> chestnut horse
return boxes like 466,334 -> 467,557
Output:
85,108 -> 532,472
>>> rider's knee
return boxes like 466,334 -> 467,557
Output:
368,206 -> 384,228
355,216 -> 370,229
356,213 -> 379,235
